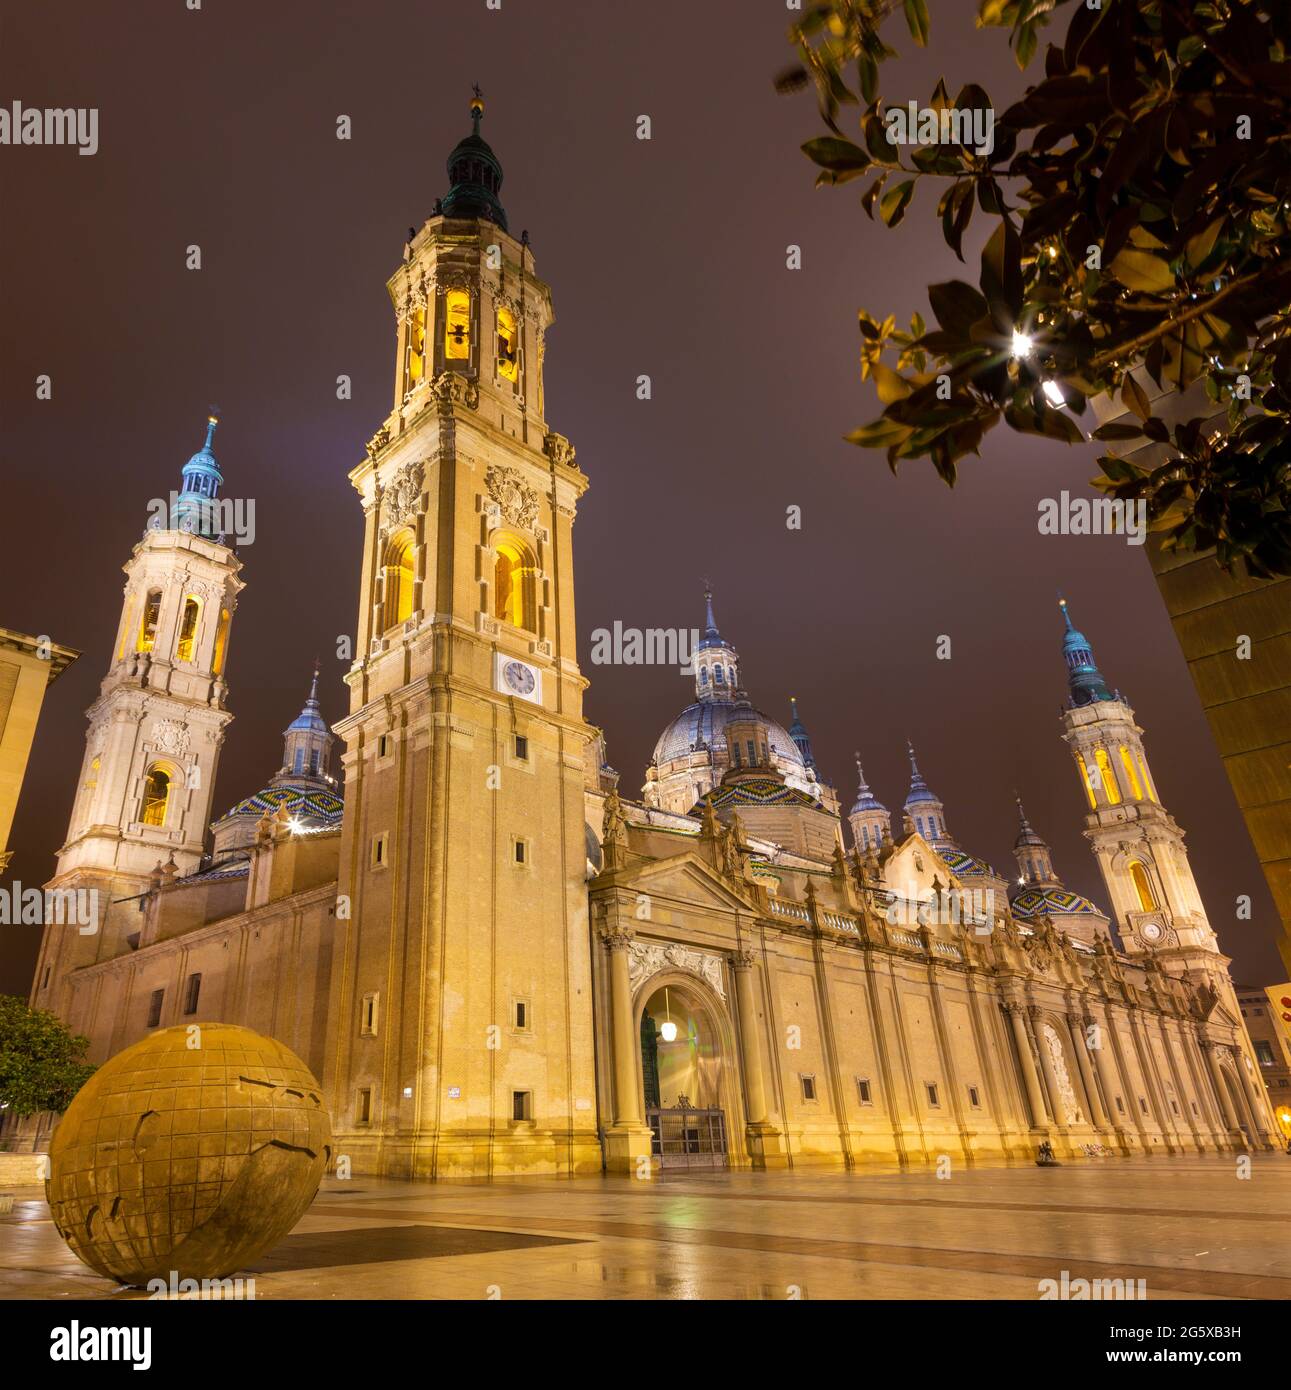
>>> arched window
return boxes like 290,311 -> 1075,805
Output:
714,665 -> 725,684
406,304 -> 427,391
698,666 -> 708,686
137,589 -> 162,653
1073,753 -> 1096,809
445,290 -> 471,361
176,596 -> 202,662
1094,748 -> 1122,805
85,756 -> 99,790
213,608 -> 231,675
493,537 -> 535,631
1119,746 -> 1143,800
141,767 -> 171,827
496,307 -> 519,382
383,530 -> 415,632
1137,752 -> 1157,803
1128,860 -> 1156,912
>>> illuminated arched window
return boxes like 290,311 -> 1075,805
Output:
176,596 -> 202,662
137,590 -> 162,653
84,756 -> 99,790
141,767 -> 171,827
213,608 -> 231,675
497,307 -> 519,382
1076,753 -> 1097,810
1137,752 -> 1156,802
1119,746 -> 1143,800
1128,860 -> 1156,912
493,537 -> 535,631
1094,748 -> 1122,805
406,304 -> 427,391
445,290 -> 471,361
383,530 -> 415,632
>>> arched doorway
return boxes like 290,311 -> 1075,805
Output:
638,976 -> 733,1170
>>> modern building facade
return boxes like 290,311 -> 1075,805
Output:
13,102 -> 1282,1175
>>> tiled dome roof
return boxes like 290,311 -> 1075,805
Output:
652,699 -> 804,770
691,777 -> 821,814
219,783 -> 342,829
1010,885 -> 1103,919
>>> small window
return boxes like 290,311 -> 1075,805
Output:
968,1085 -> 981,1108
356,1088 -> 372,1124
146,989 -> 164,1028
182,972 -> 202,1016
1139,1096 -> 1149,1115
515,1000 -> 528,1030
800,1075 -> 817,1102
309,749 -> 320,776
41,965 -> 51,990
377,734 -> 391,758
1256,1041 -> 1275,1065
926,1083 -> 940,1108
1115,1095 -> 1125,1114
514,734 -> 529,761
856,1077 -> 872,1106
1169,1099 -> 1179,1115
514,839 -> 528,866
512,1090 -> 532,1122
361,993 -> 379,1037
372,833 -> 388,868
1191,1100 -> 1199,1117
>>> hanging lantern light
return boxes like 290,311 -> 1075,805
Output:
659,987 -> 678,1042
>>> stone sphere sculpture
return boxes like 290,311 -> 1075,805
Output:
46,1023 -> 331,1286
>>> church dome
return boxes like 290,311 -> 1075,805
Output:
1010,885 -> 1104,920
936,847 -> 998,881
693,776 -> 821,814
652,699 -> 805,771
219,783 -> 343,831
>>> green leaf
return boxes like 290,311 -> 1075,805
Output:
903,0 -> 931,47
801,136 -> 871,172
880,179 -> 916,227
844,418 -> 915,450
1109,248 -> 1176,294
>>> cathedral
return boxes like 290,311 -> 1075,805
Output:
18,98 -> 1280,1176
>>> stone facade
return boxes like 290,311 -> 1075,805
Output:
10,103 -> 1281,1174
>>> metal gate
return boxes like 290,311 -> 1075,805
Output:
646,1106 -> 728,1170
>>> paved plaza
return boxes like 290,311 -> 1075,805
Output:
2,1155 -> 1289,1300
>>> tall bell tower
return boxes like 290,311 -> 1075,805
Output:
327,94 -> 600,1178
1057,599 -> 1220,961
33,416 -> 242,1003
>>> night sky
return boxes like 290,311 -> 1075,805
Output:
0,0 -> 1281,995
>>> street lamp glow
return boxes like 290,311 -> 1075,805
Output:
1041,379 -> 1065,408
1011,328 -> 1034,357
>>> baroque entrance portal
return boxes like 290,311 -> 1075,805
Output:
640,979 -> 729,1170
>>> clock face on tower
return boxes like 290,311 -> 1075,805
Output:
496,655 -> 542,704
1140,922 -> 1163,943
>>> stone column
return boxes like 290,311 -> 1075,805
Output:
1203,1042 -> 1242,1137
1234,1046 -> 1272,1144
599,923 -> 653,1173
1128,1010 -> 1176,1150
1031,1008 -> 1070,1127
732,950 -> 769,1125
605,928 -> 642,1127
1067,1013 -> 1108,1129
1158,1015 -> 1204,1152
1005,1003 -> 1047,1130
1088,1011 -> 1133,1150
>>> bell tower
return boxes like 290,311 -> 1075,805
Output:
1057,598 -> 1219,960
328,94 -> 600,1178
33,415 -> 242,1004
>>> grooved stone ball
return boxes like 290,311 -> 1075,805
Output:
46,1024 -> 331,1287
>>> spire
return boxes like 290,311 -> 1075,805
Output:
698,582 -> 723,649
903,740 -> 951,845
850,752 -> 886,815
169,411 -> 225,541
1058,595 -> 1114,707
440,87 -> 508,230
1012,794 -> 1057,886
279,663 -> 335,785
786,696 -> 816,768
904,741 -> 936,806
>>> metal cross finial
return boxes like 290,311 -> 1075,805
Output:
472,82 -> 483,101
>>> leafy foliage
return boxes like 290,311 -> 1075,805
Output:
0,995 -> 95,1119
780,0 -> 1291,576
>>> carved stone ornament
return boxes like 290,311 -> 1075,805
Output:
151,719 -> 191,758
628,940 -> 726,1002
1042,1022 -> 1084,1122
384,461 -> 425,526
543,431 -> 577,470
485,464 -> 539,532
366,425 -> 391,459
430,371 -> 480,411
